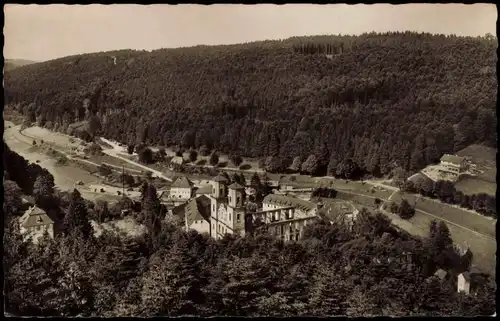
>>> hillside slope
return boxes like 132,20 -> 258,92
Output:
4,32 -> 497,177
4,58 -> 38,71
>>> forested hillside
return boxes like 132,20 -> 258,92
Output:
4,32 -> 497,177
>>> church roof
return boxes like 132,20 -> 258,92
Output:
184,195 -> 211,226
171,176 -> 194,189
20,206 -> 54,228
213,174 -> 229,183
228,182 -> 245,190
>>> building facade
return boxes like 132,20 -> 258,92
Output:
182,174 -> 319,242
169,176 -> 194,203
439,154 -> 466,178
19,206 -> 55,243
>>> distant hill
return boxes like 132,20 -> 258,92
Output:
4,58 -> 38,71
3,32 -> 497,178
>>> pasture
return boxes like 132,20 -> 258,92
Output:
455,175 -> 496,196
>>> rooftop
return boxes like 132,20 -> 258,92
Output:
20,206 -> 54,228
263,194 -> 317,212
184,195 -> 211,226
228,182 -> 245,190
195,185 -> 213,195
213,174 -> 229,183
171,176 -> 194,189
434,269 -> 448,280
440,154 -> 465,165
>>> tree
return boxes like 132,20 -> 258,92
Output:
199,145 -> 210,157
33,173 -> 55,208
127,144 -> 135,155
398,199 -> 415,220
301,155 -> 319,175
290,156 -> 302,172
264,156 -> 283,173
94,199 -> 110,223
230,154 -> 243,167
86,114 -> 102,138
188,150 -> 198,163
138,148 -> 154,164
122,173 -> 135,186
155,147 -> 166,162
86,143 -> 103,156
63,189 -> 92,237
209,152 -> 219,166
99,164 -> 113,177
392,166 -> 407,189
3,180 -> 23,219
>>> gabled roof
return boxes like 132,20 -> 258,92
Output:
171,176 -> 194,189
213,174 -> 229,183
440,154 -> 464,165
263,194 -> 317,212
20,206 -> 54,228
228,182 -> 245,190
434,269 -> 447,280
195,185 -> 213,195
185,195 -> 211,226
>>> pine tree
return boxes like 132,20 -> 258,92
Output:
63,189 -> 92,238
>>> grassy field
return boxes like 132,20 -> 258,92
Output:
390,191 -> 496,238
457,144 -> 497,184
455,175 -> 496,196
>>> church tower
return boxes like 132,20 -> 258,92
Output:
210,174 -> 229,239
227,182 -> 246,236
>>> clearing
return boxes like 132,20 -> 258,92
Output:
91,217 -> 147,238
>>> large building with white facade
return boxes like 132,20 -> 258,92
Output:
173,174 -> 320,241
438,154 -> 466,180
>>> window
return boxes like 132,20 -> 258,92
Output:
36,226 -> 41,231
229,214 -> 231,222
237,214 -> 241,223
213,205 -> 215,211
237,196 -> 240,204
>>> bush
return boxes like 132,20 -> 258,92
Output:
239,164 -> 252,170
217,161 -> 228,168
196,159 -> 207,166
398,199 -> 415,220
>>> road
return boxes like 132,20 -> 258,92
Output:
99,137 -> 172,181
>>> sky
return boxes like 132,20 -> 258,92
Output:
4,3 -> 497,62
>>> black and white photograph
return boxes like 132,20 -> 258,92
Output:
2,3 -> 497,317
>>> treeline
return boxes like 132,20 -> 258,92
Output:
4,32 -> 497,178
404,176 -> 497,218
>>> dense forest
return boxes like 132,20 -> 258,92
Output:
4,32 -> 497,178
2,145 -> 496,317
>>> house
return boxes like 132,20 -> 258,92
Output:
169,156 -> 184,169
434,269 -> 448,281
317,199 -> 359,228
457,267 -> 488,295
184,195 -> 211,234
439,154 -> 466,178
18,206 -> 55,243
169,176 -> 194,202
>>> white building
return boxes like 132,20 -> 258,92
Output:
184,195 -> 211,234
263,194 -> 317,218
439,154 -> 466,179
169,176 -> 194,203
19,206 -> 55,243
